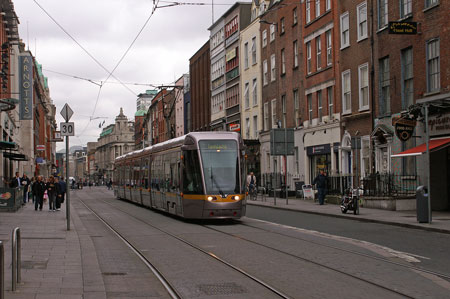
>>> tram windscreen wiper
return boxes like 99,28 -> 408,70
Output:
210,168 -> 224,197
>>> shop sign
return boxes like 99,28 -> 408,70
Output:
428,112 -> 450,137
226,68 -> 239,81
19,54 -> 33,120
302,184 -> 314,200
226,48 -> 236,61
36,145 -> 45,151
229,123 -> 240,131
388,22 -> 417,35
393,116 -> 416,141
306,144 -> 331,156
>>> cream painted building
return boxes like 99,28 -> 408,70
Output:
239,0 -> 268,140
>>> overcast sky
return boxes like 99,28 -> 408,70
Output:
13,0 -> 237,150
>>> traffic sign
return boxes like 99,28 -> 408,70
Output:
60,122 -> 75,136
60,103 -> 74,122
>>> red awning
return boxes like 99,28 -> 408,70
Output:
391,137 -> 450,158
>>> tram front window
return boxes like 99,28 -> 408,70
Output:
199,140 -> 240,195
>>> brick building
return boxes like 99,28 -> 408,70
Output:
189,41 -> 211,132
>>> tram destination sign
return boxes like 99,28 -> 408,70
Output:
389,21 -> 417,35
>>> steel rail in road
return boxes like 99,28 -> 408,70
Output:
238,222 -> 450,281
203,223 -> 424,299
77,199 -> 182,299
83,197 -> 292,299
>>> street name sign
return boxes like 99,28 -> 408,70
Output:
60,122 -> 75,136
60,103 -> 74,122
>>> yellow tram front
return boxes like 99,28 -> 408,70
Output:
181,135 -> 246,219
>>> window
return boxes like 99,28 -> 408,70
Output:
326,0 -> 331,11
379,57 -> 390,115
327,86 -> 333,117
315,0 -> 320,17
293,40 -> 299,68
425,0 -> 438,9
401,48 -> 413,110
252,78 -> 257,106
326,30 -> 332,66
253,115 -> 258,138
251,37 -> 256,65
316,36 -> 322,70
293,8 -> 298,25
317,90 -> 323,122
427,38 -> 440,92
244,82 -> 250,109
306,41 -> 312,74
378,0 -> 388,29
270,24 -> 276,42
271,99 -> 277,128
282,95 -> 286,127
244,42 -> 249,69
359,63 -> 369,110
342,70 -> 351,114
280,17 -> 285,34
400,0 -> 412,18
262,30 -> 267,47
294,89 -> 300,127
264,102 -> 269,131
306,0 -> 311,23
281,48 -> 286,75
245,118 -> 250,139
263,60 -> 268,85
340,12 -> 350,48
357,2 -> 368,40
271,54 -> 276,81
307,94 -> 313,124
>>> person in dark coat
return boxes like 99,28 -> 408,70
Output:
58,177 -> 67,205
33,175 -> 46,211
313,169 -> 328,205
9,172 -> 21,188
46,176 -> 57,211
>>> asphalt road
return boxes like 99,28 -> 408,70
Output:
246,205 -> 450,277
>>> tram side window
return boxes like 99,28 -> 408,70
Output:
151,155 -> 161,191
163,153 -> 171,192
182,150 -> 203,194
142,158 -> 149,189
125,164 -> 130,186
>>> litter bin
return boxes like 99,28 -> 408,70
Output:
416,186 -> 429,223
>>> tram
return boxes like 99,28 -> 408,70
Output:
113,132 -> 247,219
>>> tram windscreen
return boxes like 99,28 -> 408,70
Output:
199,140 -> 240,195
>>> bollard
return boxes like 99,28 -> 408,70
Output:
11,227 -> 21,291
1,241 -> 4,299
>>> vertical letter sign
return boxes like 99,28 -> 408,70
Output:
19,54 -> 33,120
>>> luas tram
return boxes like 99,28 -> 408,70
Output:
113,132 -> 246,219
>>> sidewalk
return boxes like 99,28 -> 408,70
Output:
0,199 -> 105,299
247,194 -> 450,234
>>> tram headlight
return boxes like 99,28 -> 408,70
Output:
207,196 -> 214,201
234,195 -> 240,201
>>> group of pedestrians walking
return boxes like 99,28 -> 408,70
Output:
4,172 -> 67,212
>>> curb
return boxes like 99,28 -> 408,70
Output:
247,201 -> 450,235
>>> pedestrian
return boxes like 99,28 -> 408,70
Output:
33,175 -> 46,211
246,172 -> 257,192
30,177 -> 36,203
21,173 -> 31,204
10,172 -> 21,188
54,177 -> 63,211
108,178 -> 113,190
46,176 -> 57,211
59,176 -> 67,205
313,169 -> 328,205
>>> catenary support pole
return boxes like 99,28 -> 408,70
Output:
66,135 -> 71,230
424,104 -> 432,223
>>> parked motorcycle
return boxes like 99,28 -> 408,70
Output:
340,188 -> 361,215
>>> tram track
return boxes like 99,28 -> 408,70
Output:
78,196 -> 292,299
85,194 -> 428,298
229,221 -> 450,282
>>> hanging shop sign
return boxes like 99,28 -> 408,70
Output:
393,116 -> 416,142
388,22 -> 417,35
229,123 -> 240,132
19,54 -> 33,120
